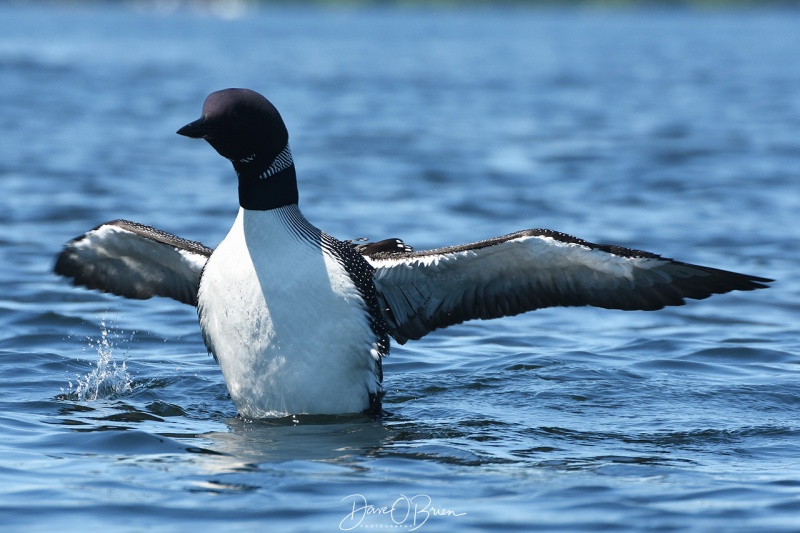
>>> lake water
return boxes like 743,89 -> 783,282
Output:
1,2 -> 799,531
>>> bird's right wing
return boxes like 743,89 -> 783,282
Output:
54,219 -> 212,306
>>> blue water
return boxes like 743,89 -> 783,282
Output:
1,3 -> 799,531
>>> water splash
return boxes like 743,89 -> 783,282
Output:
65,319 -> 133,401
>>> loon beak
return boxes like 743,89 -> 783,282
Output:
177,116 -> 211,139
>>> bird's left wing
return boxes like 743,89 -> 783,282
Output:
54,219 -> 212,306
366,229 -> 773,344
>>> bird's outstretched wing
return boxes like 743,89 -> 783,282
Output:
365,229 -> 773,344
54,220 -> 212,306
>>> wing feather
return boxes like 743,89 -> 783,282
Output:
367,229 -> 772,343
54,220 -> 212,306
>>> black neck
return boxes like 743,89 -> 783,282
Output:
232,144 -> 299,210
236,164 -> 299,211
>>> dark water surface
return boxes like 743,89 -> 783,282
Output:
1,3 -> 799,531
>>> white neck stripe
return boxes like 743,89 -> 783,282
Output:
259,143 -> 293,180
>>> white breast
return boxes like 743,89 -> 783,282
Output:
197,206 -> 382,418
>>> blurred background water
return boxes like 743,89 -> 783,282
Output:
1,2 -> 799,531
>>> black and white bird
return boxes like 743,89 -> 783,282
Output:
54,88 -> 772,418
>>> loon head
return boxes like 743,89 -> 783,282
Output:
177,88 -> 289,166
177,88 -> 297,210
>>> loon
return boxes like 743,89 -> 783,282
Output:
54,88 -> 772,418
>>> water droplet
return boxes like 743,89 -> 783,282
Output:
67,319 -> 133,402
